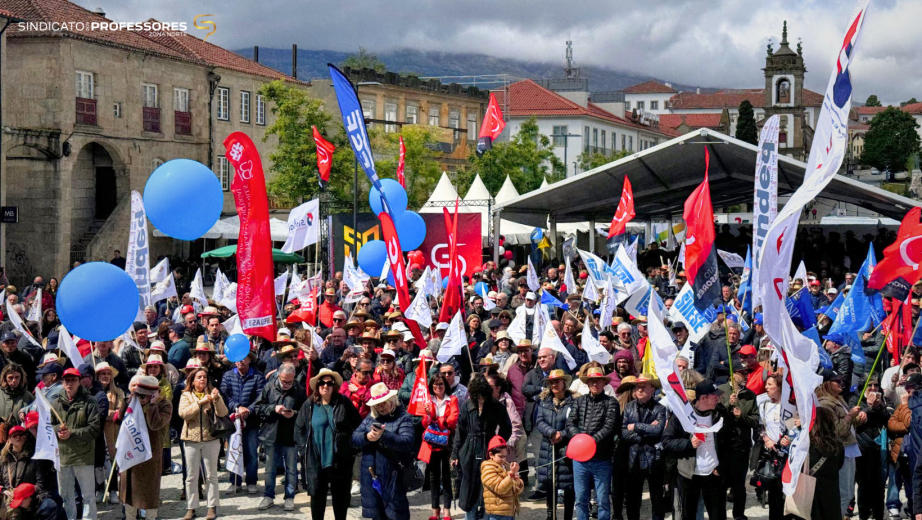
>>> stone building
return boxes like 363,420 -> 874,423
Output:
0,0 -> 306,285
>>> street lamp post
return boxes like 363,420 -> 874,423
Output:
551,132 -> 582,176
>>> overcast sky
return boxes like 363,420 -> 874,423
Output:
81,0 -> 919,105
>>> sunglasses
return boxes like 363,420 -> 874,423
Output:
317,379 -> 335,388
441,371 -> 454,376
333,318 -> 345,322
381,358 -> 395,363
360,370 -> 374,376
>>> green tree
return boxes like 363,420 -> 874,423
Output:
903,97 -> 918,106
860,107 -> 921,171
457,117 -> 565,196
258,80 -> 359,207
372,126 -> 444,209
341,47 -> 387,73
865,95 -> 882,107
735,100 -> 758,144
577,149 -> 629,172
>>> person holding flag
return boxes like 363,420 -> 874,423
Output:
118,375 -> 173,520
51,367 -> 101,520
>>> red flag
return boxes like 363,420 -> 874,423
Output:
396,136 -> 406,189
476,93 -> 506,156
406,359 -> 430,416
224,132 -> 277,342
869,207 -> 922,300
379,212 -> 427,348
882,300 -> 902,363
285,287 -> 317,325
439,201 -> 463,323
682,149 -> 720,313
312,125 -> 335,188
607,176 -> 635,239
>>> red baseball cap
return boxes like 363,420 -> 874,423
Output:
487,435 -> 507,452
23,412 -> 38,430
809,280 -> 821,287
62,368 -> 82,379
7,425 -> 26,437
739,344 -> 757,356
180,304 -> 195,314
9,483 -> 35,508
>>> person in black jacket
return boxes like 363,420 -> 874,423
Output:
535,369 -> 576,520
620,374 -> 667,520
565,366 -> 621,520
849,376 -> 889,520
451,373 -> 512,520
825,333 -> 855,401
706,321 -> 742,385
294,368 -> 361,520
718,366 -> 760,520
662,379 -> 728,520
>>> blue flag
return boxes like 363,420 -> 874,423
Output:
829,244 -> 879,335
328,64 -> 391,215
540,291 -> 569,311
786,289 -> 818,330
825,291 -> 846,321
737,246 -> 752,316
865,244 -> 886,326
802,326 -> 833,369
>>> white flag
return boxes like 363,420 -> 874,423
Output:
582,279 -> 600,303
274,271 -> 289,297
563,258 -> 577,295
599,279 -> 618,331
717,249 -> 745,269
581,316 -> 611,365
219,283 -> 238,313
287,273 -> 304,303
626,236 -> 639,265
212,267 -> 228,303
380,255 -> 390,281
667,283 -> 712,344
793,260 -> 808,284
678,242 -> 686,267
406,290 -> 433,329
648,304 -> 723,435
526,256 -> 540,292
305,324 -> 325,354
414,266 -> 430,294
33,390 -> 60,471
125,191 -> 152,321
507,311 -> 528,344
436,311 -> 467,363
751,115 -> 780,309
427,267 -> 442,298
538,319 -> 576,370
532,302 -> 548,347
281,199 -> 320,253
149,257 -> 170,284
225,418 -> 244,477
115,395 -> 153,472
26,288 -> 42,322
479,284 -> 496,311
343,287 -> 366,304
150,273 -> 178,304
190,269 -> 208,307
612,244 -> 645,298
222,314 -> 244,336
58,325 -> 88,371
5,300 -> 40,347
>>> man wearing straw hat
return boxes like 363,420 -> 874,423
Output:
118,375 -> 173,520
620,374 -> 667,520
52,367 -> 101,520
83,340 -> 129,391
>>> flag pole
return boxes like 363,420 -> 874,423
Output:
858,328 -> 893,405
103,458 -> 118,498
723,317 -> 736,394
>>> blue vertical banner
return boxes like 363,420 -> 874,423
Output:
737,246 -> 752,317
829,244 -> 883,335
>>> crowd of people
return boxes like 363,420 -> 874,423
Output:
0,233 -> 918,520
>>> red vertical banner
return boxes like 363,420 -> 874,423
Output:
379,212 -> 426,348
406,359 -> 430,416
396,136 -> 406,189
439,202 -> 462,324
224,132 -> 277,341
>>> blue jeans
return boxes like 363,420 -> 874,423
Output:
486,516 -> 515,520
886,458 -> 901,510
230,428 -> 259,487
264,444 -> 298,499
464,497 -> 483,520
574,459 -> 612,520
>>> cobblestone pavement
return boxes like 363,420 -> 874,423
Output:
93,446 -> 786,520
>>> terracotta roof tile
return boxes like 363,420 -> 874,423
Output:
0,7 -> 24,18
659,113 -> 723,130
623,80 -> 677,94
668,88 -> 823,109
856,106 -> 887,115
902,102 -> 922,115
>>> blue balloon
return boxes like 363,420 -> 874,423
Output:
145,159 -> 223,241
56,263 -> 139,341
358,240 -> 388,276
475,282 -> 489,296
395,211 -> 426,251
442,276 -> 450,289
224,334 -> 251,363
369,179 -> 408,216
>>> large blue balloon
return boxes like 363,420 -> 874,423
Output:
369,179 -> 408,216
56,263 -> 139,341
442,276 -> 450,289
224,334 -> 251,363
475,282 -> 489,296
145,159 -> 223,241
358,240 -> 388,277
395,211 -> 426,251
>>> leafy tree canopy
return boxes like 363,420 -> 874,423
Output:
859,106 -> 921,172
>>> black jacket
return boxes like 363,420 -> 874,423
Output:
706,337 -> 741,385
717,382 -> 759,453
848,393 -> 890,452
253,378 -> 307,445
294,393 -> 361,496
565,391 -> 621,462
521,367 -> 548,404
535,393 -> 574,491
662,407 -> 727,479
451,397 -> 512,512
621,398 -> 667,471
830,348 -> 855,400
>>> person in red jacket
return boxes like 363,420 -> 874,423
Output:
419,373 -> 460,520
739,344 -> 767,395
340,357 -> 374,419
318,288 -> 344,329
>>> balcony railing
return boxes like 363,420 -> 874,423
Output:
76,97 -> 97,126
174,111 -> 192,136
143,107 -> 161,133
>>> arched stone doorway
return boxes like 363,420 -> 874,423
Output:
70,141 -> 127,261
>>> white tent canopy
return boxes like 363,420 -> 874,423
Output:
420,171 -> 467,213
463,174 -> 494,237
153,216 -> 290,242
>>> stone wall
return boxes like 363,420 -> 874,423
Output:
86,192 -> 172,267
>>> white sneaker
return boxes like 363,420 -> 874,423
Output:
889,509 -> 901,520
247,484 -> 258,494
351,481 -> 361,495
284,498 -> 295,511
109,491 -> 119,504
258,497 -> 274,510
226,483 -> 239,494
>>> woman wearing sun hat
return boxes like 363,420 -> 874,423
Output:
535,369 -> 576,520
373,348 -> 405,391
95,361 -> 124,505
295,368 -> 362,520
192,338 -> 225,390
141,353 -> 174,475
119,375 -> 173,520
352,381 -> 415,520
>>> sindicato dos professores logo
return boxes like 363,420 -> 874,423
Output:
193,14 -> 216,41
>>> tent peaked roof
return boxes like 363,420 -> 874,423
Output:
539,177 -> 549,189
464,174 -> 493,202
420,171 -> 466,213
495,176 -> 520,204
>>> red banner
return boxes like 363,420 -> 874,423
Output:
439,204 -> 463,324
312,126 -> 335,188
417,213 -> 481,277
607,175 -> 635,239
396,136 -> 406,188
379,212 -> 426,348
406,359 -> 430,416
224,132 -> 277,341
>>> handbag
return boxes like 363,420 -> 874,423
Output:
783,452 -> 826,519
379,443 -> 424,491
207,404 -> 235,439
423,423 -> 450,448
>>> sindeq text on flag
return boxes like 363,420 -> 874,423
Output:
753,139 -> 777,271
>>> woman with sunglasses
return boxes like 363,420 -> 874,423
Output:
373,349 -> 405,391
0,424 -> 60,513
296,368 -> 361,520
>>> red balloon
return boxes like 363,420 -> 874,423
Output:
503,250 -> 513,260
566,433 -> 597,462
499,236 -> 506,247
